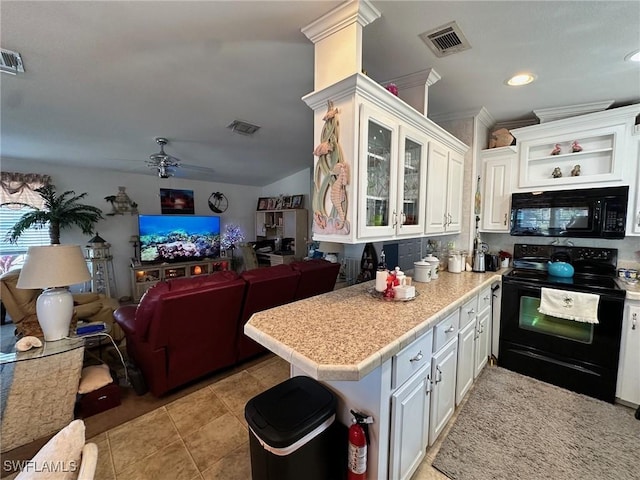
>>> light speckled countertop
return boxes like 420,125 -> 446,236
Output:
245,270 -> 503,381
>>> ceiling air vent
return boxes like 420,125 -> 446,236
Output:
1,48 -> 25,75
227,120 -> 261,136
419,21 -> 471,58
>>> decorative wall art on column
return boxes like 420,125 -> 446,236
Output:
312,100 -> 350,235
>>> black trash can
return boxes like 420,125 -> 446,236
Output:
245,375 -> 346,480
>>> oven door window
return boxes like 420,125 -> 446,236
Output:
519,296 -> 593,343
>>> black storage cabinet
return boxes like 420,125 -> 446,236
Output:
245,375 -> 345,480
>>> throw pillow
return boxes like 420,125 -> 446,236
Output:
15,419 -> 85,480
73,302 -> 102,319
72,293 -> 100,305
78,364 -> 113,394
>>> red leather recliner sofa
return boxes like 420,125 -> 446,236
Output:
114,260 -> 340,396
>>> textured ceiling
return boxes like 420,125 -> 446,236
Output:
1,1 -> 639,186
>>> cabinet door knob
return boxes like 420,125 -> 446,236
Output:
409,351 -> 423,363
446,325 -> 455,333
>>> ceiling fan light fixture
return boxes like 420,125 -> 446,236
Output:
506,73 -> 536,86
147,137 -> 181,178
227,120 -> 261,136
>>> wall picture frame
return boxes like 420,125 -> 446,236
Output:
291,195 -> 304,209
160,188 -> 195,215
257,197 -> 270,211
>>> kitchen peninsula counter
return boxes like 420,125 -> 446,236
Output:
245,270 -> 503,382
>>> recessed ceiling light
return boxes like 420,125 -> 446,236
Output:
625,49 -> 640,62
506,73 -> 536,86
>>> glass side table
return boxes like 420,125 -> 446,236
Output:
1,337 -> 85,453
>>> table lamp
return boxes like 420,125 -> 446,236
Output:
318,242 -> 344,263
17,245 -> 91,341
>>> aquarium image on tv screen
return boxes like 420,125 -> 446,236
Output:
138,215 -> 221,263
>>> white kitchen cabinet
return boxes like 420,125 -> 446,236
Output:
357,105 -> 429,239
474,309 -> 491,378
389,363 -> 431,480
389,328 -> 433,480
425,141 -> 464,235
629,135 -> 640,235
396,125 -> 428,237
456,320 -> 476,406
511,104 -> 639,191
480,146 -> 517,232
303,73 -> 468,244
616,301 -> 640,405
429,337 -> 458,445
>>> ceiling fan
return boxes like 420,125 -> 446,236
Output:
146,137 -> 217,180
147,137 -> 181,178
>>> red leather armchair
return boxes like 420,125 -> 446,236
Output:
237,265 -> 301,362
290,259 -> 341,300
114,271 -> 246,397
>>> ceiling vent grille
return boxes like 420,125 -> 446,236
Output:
227,120 -> 261,136
1,49 -> 25,75
419,21 -> 471,58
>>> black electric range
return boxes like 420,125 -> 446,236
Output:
500,243 -> 626,402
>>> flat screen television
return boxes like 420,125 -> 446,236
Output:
138,214 -> 221,264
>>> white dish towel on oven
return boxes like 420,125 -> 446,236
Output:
538,287 -> 600,324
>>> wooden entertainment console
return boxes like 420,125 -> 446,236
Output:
130,258 -> 229,302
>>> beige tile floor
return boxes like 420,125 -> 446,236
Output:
88,355 -> 456,480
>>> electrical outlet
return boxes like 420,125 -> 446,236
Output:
220,250 -> 227,258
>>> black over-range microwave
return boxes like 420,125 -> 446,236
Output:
510,186 -> 629,239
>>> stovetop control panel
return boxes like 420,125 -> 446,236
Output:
513,244 -> 618,275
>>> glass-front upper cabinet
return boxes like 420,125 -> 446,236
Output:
397,125 -> 427,236
358,103 -> 398,238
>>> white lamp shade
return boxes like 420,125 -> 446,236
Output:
17,245 -> 91,341
17,245 -> 91,289
318,242 -> 344,263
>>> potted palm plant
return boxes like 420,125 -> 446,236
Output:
3,184 -> 104,245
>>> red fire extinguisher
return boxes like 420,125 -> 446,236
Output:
348,410 -> 372,480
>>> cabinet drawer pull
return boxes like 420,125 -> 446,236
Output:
445,325 -> 455,333
483,295 -> 490,301
467,308 -> 475,316
409,351 -> 423,363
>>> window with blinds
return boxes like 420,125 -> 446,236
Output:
0,207 -> 49,254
